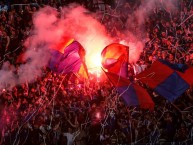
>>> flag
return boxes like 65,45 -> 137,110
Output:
156,59 -> 193,86
49,49 -> 64,70
52,37 -> 74,53
159,59 -> 188,72
105,71 -> 154,110
101,43 -> 129,78
49,40 -> 89,79
177,66 -> 193,86
136,61 -> 189,102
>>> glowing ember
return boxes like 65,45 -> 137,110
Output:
96,112 -> 101,119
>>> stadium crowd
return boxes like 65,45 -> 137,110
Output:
0,0 -> 193,145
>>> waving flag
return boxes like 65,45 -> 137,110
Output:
49,49 -> 64,70
159,59 -> 188,72
105,71 -> 154,110
159,59 -> 193,86
136,61 -> 189,102
177,66 -> 193,86
101,43 -> 129,78
49,40 -> 89,79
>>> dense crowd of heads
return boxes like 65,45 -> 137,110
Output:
0,0 -> 193,145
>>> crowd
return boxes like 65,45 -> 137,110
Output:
0,0 -> 193,145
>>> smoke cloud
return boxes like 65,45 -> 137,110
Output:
0,5 -> 112,90
0,0 -> 179,90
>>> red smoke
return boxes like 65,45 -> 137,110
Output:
27,5 -> 147,70
31,5 -> 113,69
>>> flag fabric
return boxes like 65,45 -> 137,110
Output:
49,49 -> 64,70
52,37 -> 74,53
157,59 -> 193,86
136,61 -> 189,102
101,43 -> 129,78
177,66 -> 193,86
159,59 -> 188,72
105,71 -> 154,110
57,41 -> 83,73
49,40 -> 89,79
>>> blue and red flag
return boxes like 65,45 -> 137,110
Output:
49,40 -> 89,79
159,59 -> 188,72
49,49 -> 64,71
177,66 -> 193,86
101,43 -> 129,78
159,59 -> 193,86
136,61 -> 189,102
105,71 -> 154,110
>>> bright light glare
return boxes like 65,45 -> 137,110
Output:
87,54 -> 102,69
